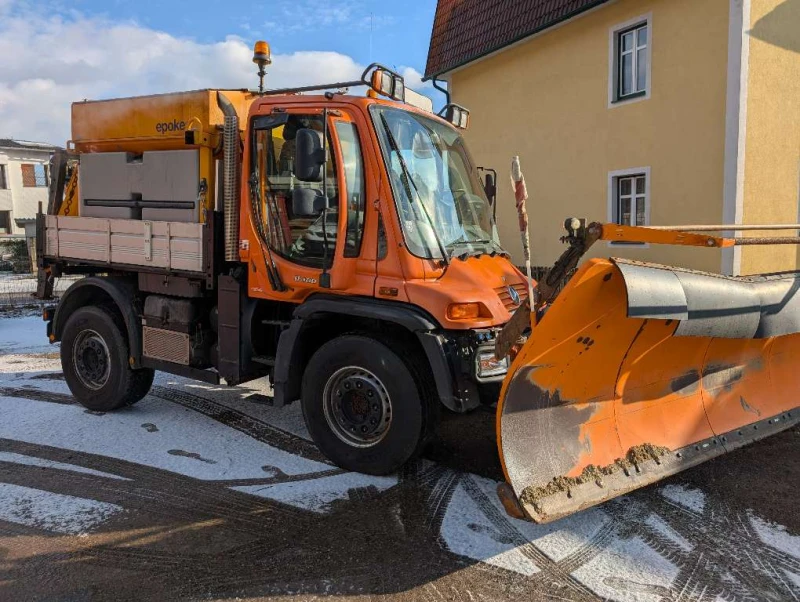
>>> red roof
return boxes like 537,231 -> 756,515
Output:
425,0 -> 610,79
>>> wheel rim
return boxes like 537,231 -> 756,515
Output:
322,366 -> 392,448
72,329 -> 111,391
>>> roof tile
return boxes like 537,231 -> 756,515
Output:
425,0 -> 610,78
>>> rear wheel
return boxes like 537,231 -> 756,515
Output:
301,335 -> 432,475
61,306 -> 154,411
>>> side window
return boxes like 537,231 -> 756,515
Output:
610,17 -> 650,105
334,121 -> 366,258
252,114 -> 338,269
609,169 -> 649,245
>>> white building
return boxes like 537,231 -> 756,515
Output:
0,139 -> 59,236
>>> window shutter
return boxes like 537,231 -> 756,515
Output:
21,164 -> 36,187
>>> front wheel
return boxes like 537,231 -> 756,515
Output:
61,306 -> 154,411
301,335 -> 431,475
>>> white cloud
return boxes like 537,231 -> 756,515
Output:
400,66 -> 432,90
0,3 -> 369,144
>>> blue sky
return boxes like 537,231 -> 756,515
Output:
0,0 -> 441,144
83,0 -> 439,74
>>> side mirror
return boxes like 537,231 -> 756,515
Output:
484,173 -> 497,205
295,128 -> 325,182
292,187 -> 326,218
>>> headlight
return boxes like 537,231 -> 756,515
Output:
476,350 -> 509,378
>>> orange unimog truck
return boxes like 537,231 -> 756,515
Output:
39,45 -> 524,475
39,43 -> 800,523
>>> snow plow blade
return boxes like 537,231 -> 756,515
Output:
497,258 -> 800,523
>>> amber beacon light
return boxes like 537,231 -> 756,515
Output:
253,41 -> 272,93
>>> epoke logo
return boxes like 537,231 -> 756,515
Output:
156,119 -> 187,134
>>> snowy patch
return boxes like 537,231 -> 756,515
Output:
644,513 -> 693,552
571,535 -> 679,602
440,472 -> 613,577
235,472 -> 397,513
0,394 -> 329,481
440,475 -> 540,576
659,483 -> 706,513
0,355 -> 61,375
0,316 -> 55,355
528,506 -> 611,563
0,482 -> 122,534
0,451 -> 129,480
749,514 -> 800,556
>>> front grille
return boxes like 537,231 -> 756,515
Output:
495,283 -> 528,311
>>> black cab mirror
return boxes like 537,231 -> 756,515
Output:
295,128 -> 325,182
484,173 -> 497,205
478,167 -> 497,206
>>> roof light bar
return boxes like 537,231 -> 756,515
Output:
366,64 -> 405,102
440,103 -> 470,130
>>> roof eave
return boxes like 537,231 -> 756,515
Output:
424,0 -> 612,81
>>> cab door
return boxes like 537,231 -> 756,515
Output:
327,112 -> 378,296
243,108 -> 376,302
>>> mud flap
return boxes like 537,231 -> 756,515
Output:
496,259 -> 800,523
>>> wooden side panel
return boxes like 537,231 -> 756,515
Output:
45,215 -> 204,273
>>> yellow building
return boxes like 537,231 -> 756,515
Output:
425,0 -> 800,275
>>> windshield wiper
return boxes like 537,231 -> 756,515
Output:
379,113 -> 450,267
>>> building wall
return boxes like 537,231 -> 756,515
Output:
448,0 -> 731,272
0,149 -> 51,236
738,0 -> 800,274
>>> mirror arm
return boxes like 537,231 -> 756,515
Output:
320,108 -> 331,289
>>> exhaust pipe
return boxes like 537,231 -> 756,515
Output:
217,92 -> 240,262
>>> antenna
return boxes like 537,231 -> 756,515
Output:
369,13 -> 374,62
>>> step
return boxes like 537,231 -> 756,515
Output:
252,355 -> 276,366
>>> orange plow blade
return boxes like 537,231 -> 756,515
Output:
496,258 -> 800,523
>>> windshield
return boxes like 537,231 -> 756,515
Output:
370,105 -> 501,260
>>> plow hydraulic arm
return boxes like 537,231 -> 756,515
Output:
496,219 -> 800,359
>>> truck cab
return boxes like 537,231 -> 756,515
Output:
39,52 -> 529,475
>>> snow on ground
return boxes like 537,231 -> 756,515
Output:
659,483 -> 706,513
0,315 -> 798,601
234,472 -> 398,513
0,394 -> 330,480
750,514 -> 800,557
0,482 -> 122,535
0,316 -> 54,355
0,451 -> 130,481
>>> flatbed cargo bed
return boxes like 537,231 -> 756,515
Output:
44,215 -> 207,274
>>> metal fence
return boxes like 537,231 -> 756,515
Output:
0,274 -> 81,308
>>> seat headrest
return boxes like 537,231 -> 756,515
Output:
292,187 -> 326,217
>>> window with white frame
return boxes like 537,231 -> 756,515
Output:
611,18 -> 650,104
612,172 -> 648,227
0,165 -> 7,189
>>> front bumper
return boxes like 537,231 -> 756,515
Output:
432,327 -> 510,413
